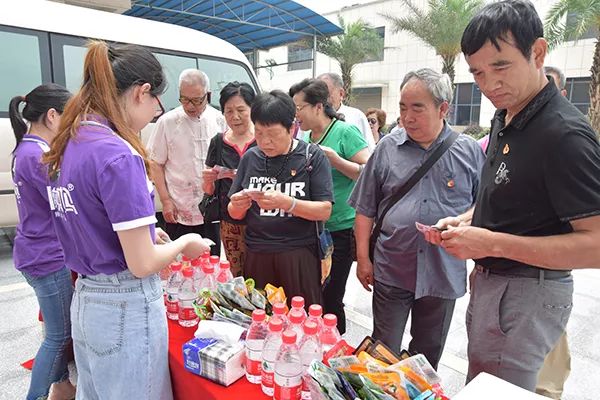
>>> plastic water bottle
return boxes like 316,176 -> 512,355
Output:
307,304 -> 323,333
273,302 -> 290,331
245,309 -> 269,384
299,321 -> 322,400
288,309 -> 306,343
274,330 -> 303,400
181,255 -> 191,269
191,257 -> 204,287
198,263 -> 216,292
217,260 -> 234,283
320,314 -> 342,354
165,262 -> 183,320
261,318 -> 284,396
209,255 -> 220,272
289,296 -> 307,320
159,261 -> 175,304
178,268 -> 199,327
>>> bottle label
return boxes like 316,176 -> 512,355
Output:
274,374 -> 302,400
246,357 -> 262,376
166,299 -> 178,314
179,307 -> 196,320
261,361 -> 274,388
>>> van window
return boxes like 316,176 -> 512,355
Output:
197,58 -> 257,106
153,52 -> 197,112
0,27 -> 51,114
63,44 -> 87,91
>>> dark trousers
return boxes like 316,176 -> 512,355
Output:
165,221 -> 221,256
322,228 -> 354,334
245,246 -> 322,307
372,280 -> 455,370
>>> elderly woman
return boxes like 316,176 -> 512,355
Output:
203,82 -> 256,276
289,78 -> 369,334
366,108 -> 387,144
228,90 -> 334,305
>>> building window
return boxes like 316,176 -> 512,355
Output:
363,26 -> 385,63
287,43 -> 312,71
565,77 -> 591,115
451,83 -> 481,126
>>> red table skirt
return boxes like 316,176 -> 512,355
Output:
168,319 -> 268,400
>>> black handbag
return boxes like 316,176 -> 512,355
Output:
198,133 -> 223,223
369,131 -> 459,262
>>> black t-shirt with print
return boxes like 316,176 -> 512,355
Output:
472,81 -> 600,272
228,140 -> 334,252
206,133 -> 257,224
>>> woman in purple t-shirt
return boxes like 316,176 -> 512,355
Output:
9,84 -> 76,400
43,42 -> 210,400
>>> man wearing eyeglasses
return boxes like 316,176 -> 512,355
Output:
148,69 -> 227,253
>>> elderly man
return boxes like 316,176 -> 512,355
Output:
317,72 -> 376,151
349,68 -> 485,369
148,69 -> 227,253
428,0 -> 600,390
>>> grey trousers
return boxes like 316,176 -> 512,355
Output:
466,269 -> 573,391
372,280 -> 456,369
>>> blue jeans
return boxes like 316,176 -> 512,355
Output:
71,270 -> 172,400
22,267 -> 74,400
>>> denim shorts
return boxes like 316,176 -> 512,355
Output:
71,270 -> 172,400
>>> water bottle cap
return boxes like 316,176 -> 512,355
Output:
288,309 -> 305,324
210,255 -> 220,264
323,314 -> 337,327
252,309 -> 266,322
303,321 -> 318,335
170,262 -> 182,271
203,264 -> 215,274
273,302 -> 286,315
219,260 -> 231,270
291,296 -> 305,309
181,255 -> 190,262
269,317 -> 283,332
282,330 -> 297,344
182,268 -> 193,278
202,251 -> 210,260
308,304 -> 322,317
191,258 -> 202,267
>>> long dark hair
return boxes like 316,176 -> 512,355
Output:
44,40 -> 166,177
288,78 -> 344,121
8,84 -> 71,153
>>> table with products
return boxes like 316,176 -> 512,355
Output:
168,318 -> 267,400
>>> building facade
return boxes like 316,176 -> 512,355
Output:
252,0 -> 594,127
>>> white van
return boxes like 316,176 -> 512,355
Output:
0,0 -> 260,227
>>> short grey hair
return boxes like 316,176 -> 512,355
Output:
544,66 -> 566,90
179,69 -> 210,90
317,72 -> 344,89
400,68 -> 453,106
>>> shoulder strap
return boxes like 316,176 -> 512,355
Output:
372,130 -> 460,238
303,142 -> 324,234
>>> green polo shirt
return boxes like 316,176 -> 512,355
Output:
306,119 -> 368,232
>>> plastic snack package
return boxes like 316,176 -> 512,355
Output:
249,288 -> 267,309
308,361 -> 346,400
264,283 -> 287,306
358,351 -> 390,369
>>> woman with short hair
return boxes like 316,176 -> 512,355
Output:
202,82 -> 257,276
228,90 -> 333,306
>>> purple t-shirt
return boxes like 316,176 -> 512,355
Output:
12,135 -> 64,276
49,117 -> 156,275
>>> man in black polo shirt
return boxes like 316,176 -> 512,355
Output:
427,0 -> 600,391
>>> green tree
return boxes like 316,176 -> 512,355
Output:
545,0 -> 600,132
314,17 -> 384,102
381,0 -> 483,82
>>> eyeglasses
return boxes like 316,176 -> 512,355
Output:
179,93 -> 208,107
367,118 -> 378,125
295,103 -> 311,112
152,95 -> 165,122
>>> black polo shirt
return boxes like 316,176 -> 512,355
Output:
472,80 -> 600,272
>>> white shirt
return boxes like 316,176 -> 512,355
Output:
337,104 -> 376,152
148,105 -> 227,226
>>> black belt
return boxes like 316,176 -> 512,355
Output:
475,265 -> 571,279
